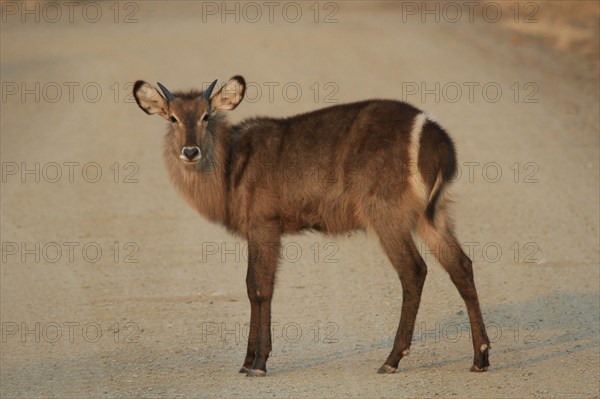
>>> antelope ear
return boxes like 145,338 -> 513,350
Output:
210,76 -> 245,111
133,81 -> 169,118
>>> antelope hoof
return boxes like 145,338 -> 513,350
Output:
377,364 -> 397,374
246,369 -> 267,377
471,345 -> 490,372
239,366 -> 250,374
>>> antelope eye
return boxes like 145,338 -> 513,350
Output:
202,113 -> 209,122
169,116 -> 177,123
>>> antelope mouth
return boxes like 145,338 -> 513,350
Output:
179,155 -> 201,164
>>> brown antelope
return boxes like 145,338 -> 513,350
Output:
133,76 -> 490,376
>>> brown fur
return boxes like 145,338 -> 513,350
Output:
133,76 -> 490,376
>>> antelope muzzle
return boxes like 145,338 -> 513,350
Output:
180,146 -> 201,163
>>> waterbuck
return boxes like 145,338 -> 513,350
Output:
133,76 -> 490,376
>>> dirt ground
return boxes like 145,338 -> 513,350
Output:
1,1 -> 599,398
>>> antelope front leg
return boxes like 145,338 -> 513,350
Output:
243,222 -> 280,377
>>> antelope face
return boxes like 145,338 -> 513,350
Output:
163,92 -> 212,165
133,76 -> 246,166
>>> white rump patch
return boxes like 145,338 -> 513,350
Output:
407,113 -> 427,202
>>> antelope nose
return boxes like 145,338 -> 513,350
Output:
181,146 -> 201,161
